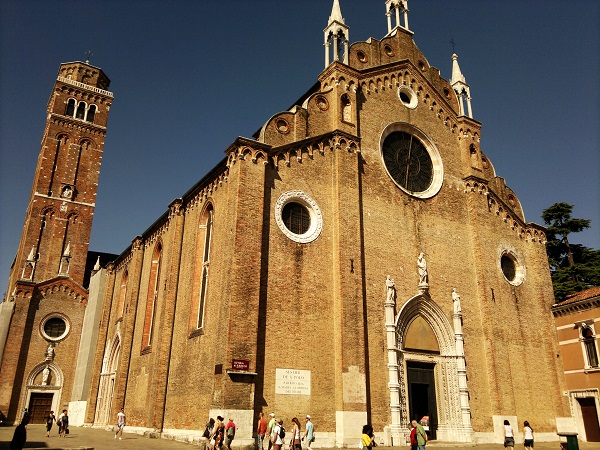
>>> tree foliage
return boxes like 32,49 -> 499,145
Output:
542,202 -> 600,301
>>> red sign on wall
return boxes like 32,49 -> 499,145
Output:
232,359 -> 250,371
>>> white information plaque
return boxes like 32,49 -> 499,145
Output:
275,368 -> 311,395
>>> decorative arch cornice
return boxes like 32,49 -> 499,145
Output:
270,131 -> 360,169
462,176 -> 547,245
396,292 -> 456,356
35,277 -> 88,303
27,361 -> 64,387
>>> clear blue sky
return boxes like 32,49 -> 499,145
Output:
1,0 -> 599,299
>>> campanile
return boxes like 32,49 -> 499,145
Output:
0,62 -> 114,423
6,61 -> 113,296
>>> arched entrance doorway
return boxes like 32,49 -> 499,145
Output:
386,291 -> 473,443
24,362 -> 63,424
94,335 -> 120,426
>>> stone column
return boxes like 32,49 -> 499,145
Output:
385,277 -> 402,444
453,302 -> 472,431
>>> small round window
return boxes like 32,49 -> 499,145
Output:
398,86 -> 418,109
499,250 -> 525,286
40,314 -> 70,341
275,191 -> 323,244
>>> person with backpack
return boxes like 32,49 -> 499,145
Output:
272,418 -> 285,450
224,417 -> 236,450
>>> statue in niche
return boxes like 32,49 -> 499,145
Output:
417,252 -> 428,285
62,186 -> 73,199
45,344 -> 55,361
386,275 -> 395,302
452,288 -> 462,314
42,366 -> 50,386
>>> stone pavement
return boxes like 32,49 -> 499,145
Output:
2,425 -> 600,450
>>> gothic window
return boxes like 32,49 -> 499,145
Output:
190,205 -> 213,334
75,101 -> 86,120
117,270 -> 128,319
582,325 -> 599,369
86,104 -> 96,123
65,99 -> 76,117
142,242 -> 162,352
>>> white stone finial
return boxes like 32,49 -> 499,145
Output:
62,241 -> 71,257
26,246 -> 36,262
328,0 -> 345,25
450,53 -> 473,118
93,256 -> 101,272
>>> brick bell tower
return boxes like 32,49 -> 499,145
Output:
5,61 -> 113,297
0,61 -> 113,423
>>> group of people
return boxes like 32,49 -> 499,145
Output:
503,420 -> 535,450
42,409 -> 69,438
204,415 -> 237,450
261,413 -> 314,450
203,412 -> 315,450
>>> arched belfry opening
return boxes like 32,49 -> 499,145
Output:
385,291 -> 473,443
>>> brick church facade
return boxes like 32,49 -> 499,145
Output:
0,0 -> 572,445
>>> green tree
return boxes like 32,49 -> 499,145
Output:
542,202 -> 600,301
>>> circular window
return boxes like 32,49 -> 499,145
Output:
499,250 -> 525,286
398,86 -> 418,109
384,45 -> 394,57
276,118 -> 289,134
40,314 -> 70,341
380,123 -> 443,198
282,202 -> 310,235
275,191 -> 323,243
357,51 -> 368,63
315,95 -> 329,111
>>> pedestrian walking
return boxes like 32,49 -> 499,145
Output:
503,419 -> 515,450
523,421 -> 534,449
45,411 -> 56,437
257,412 -> 268,450
267,412 -> 276,450
57,409 -> 69,437
272,419 -> 285,450
115,408 -> 126,440
210,415 -> 225,450
224,417 -> 236,450
290,417 -> 302,450
302,415 -> 314,450
409,422 -> 417,450
411,420 -> 427,450
360,424 -> 375,450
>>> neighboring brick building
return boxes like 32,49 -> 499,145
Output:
0,0 -> 573,446
553,286 -> 600,442
0,61 -> 115,424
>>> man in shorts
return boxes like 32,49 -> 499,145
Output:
257,412 -> 268,450
115,408 -> 126,440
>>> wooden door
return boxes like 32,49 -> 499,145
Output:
579,397 -> 600,442
28,393 -> 54,424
